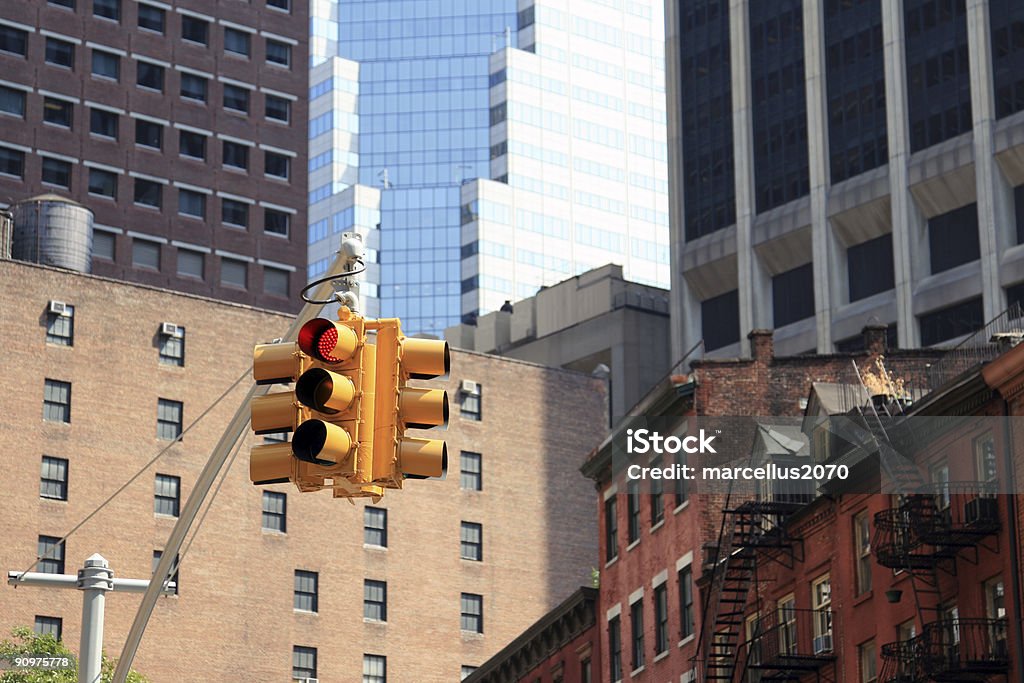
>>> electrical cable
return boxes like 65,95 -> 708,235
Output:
300,261 -> 366,304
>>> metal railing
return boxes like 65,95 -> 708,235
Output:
925,301 -> 1024,391
743,607 -> 836,671
881,618 -> 1009,682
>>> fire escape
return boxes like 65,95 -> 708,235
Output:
695,426 -> 835,683
846,361 -> 1008,683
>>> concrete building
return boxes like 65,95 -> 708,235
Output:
0,0 -> 308,311
0,258 -> 607,681
446,264 -> 671,421
307,0 -> 670,335
666,0 -> 1024,359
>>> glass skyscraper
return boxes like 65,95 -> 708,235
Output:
309,0 -> 668,335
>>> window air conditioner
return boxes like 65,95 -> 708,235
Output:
461,379 -> 480,395
48,300 -> 68,316
161,322 -> 183,338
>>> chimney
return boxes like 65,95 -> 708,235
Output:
862,324 -> 888,355
748,329 -> 774,363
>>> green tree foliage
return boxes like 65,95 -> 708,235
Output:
0,627 -> 148,683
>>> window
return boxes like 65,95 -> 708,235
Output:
0,146 -> 24,178
264,208 -> 290,236
135,120 -> 163,149
778,595 -> 797,655
460,452 -> 482,490
976,434 -> 998,485
221,199 -> 249,228
133,179 -> 162,209
812,575 -> 833,649
460,522 -> 482,561
262,491 -> 286,532
34,616 -> 62,640
931,461 -> 951,510
221,258 -> 247,288
460,593 -> 483,633
460,384 -> 481,420
626,480 -> 640,544
609,615 -> 622,682
90,108 -> 118,139
292,646 -> 316,680
159,328 -> 185,366
773,263 -> 815,327
178,189 -> 205,219
40,456 -> 69,500
181,16 -> 209,45
650,456 -> 664,527
294,570 -> 317,612
223,84 -> 249,113
179,130 -> 206,160
43,379 -> 71,423
91,50 -> 119,80
265,151 -> 290,179
919,297 -> 984,346
929,203 -> 980,274
654,583 -> 668,654
859,640 -> 877,683
46,304 -> 74,345
854,511 -> 872,595
630,599 -> 645,671
45,38 -> 75,68
848,234 -> 895,301
265,94 -> 290,122
152,551 -> 178,593
266,39 -> 291,66
223,141 -> 249,170
93,230 -> 115,260
38,536 -> 65,573
0,85 -> 26,117
0,25 -> 28,57
702,289 -> 740,351
136,62 -> 164,91
679,565 -> 694,638
581,659 -> 591,683
157,398 -> 182,440
137,4 -> 165,33
132,239 -> 160,269
363,654 -> 386,683
180,73 -> 208,102
49,0 -> 75,7
154,473 -> 180,516
43,98 -> 73,127
88,169 -> 117,199
267,0 -> 290,10
605,496 -> 618,562
177,249 -> 203,279
41,158 -> 72,189
93,0 -> 120,21
264,267 -> 289,297
364,579 -> 387,621
674,454 -> 688,507
224,28 -> 251,56
364,507 -> 387,546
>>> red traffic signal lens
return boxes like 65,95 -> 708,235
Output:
298,318 -> 358,363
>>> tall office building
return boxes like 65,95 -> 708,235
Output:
0,0 -> 308,311
667,0 -> 1024,361
307,0 -> 670,334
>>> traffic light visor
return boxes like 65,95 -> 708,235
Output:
298,318 -> 359,363
296,368 -> 356,414
250,443 -> 293,484
399,388 -> 449,429
398,438 -> 448,479
292,419 -> 353,465
251,392 -> 297,434
253,343 -> 300,384
402,338 -> 450,379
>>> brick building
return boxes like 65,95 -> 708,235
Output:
0,258 -> 606,681
0,0 -> 307,310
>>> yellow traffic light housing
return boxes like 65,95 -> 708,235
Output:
249,308 -> 451,501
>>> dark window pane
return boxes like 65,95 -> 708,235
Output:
772,263 -> 814,327
224,28 -> 251,56
180,74 -> 208,102
93,0 -> 120,21
0,146 -> 25,178
0,85 -> 26,117
266,39 -> 291,66
264,209 -> 290,236
929,203 -> 980,274
136,62 -> 164,91
265,94 -> 290,122
41,158 -> 72,189
223,141 -> 249,170
43,98 -> 73,127
91,50 -> 119,80
88,169 -> 117,198
90,108 -> 118,138
702,289 -> 740,351
0,26 -> 28,56
133,179 -> 162,208
135,120 -> 163,149
221,199 -> 249,227
137,4 -> 165,32
919,297 -> 985,346
181,16 -> 209,45
848,233 -> 895,301
179,131 -> 207,159
45,38 -> 74,68
223,84 -> 249,112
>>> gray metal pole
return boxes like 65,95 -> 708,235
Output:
112,252 -> 351,683
77,554 -> 112,683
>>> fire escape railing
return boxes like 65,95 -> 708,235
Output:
880,618 -> 1009,683
742,607 -> 836,675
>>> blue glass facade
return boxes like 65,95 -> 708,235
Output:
335,0 -> 518,334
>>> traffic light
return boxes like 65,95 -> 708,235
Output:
371,319 -> 450,488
